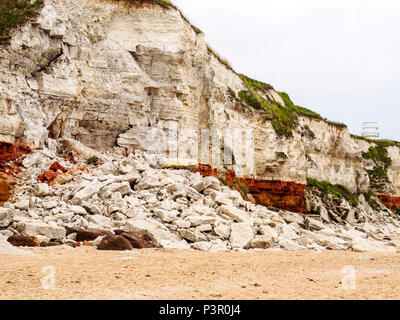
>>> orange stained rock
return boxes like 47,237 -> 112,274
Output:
0,178 -> 10,206
50,161 -> 68,173
0,143 -> 32,165
195,164 -> 305,213
378,195 -> 400,213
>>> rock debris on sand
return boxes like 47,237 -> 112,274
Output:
0,139 -> 399,253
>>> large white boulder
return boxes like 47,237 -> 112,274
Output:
72,182 -> 103,205
86,215 -> 112,228
125,219 -> 181,247
17,220 -> 66,239
230,223 -> 254,249
22,153 -> 42,168
351,239 -> 398,253
70,205 -> 88,216
135,175 -> 160,191
278,237 -> 301,251
154,209 -> 178,223
33,184 -> 50,197
190,174 -> 212,193
251,226 -> 278,249
160,239 -> 191,250
0,208 -> 14,228
220,205 -> 250,223
14,200 -> 30,211
191,241 -> 212,251
214,224 -> 231,240
185,215 -> 215,227
178,229 -> 207,243
100,182 -> 132,197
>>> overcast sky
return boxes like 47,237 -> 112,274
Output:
173,0 -> 400,141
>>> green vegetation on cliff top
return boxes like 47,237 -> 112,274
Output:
151,0 -> 175,7
115,0 -> 177,9
351,134 -> 400,146
237,74 -> 348,137
0,0 -> 43,43
238,75 -> 296,137
0,0 -> 202,44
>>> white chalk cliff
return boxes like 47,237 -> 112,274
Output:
1,0 -> 399,204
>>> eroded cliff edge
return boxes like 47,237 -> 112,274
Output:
1,0 -> 400,214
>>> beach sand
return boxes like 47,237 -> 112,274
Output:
1,247 -> 400,300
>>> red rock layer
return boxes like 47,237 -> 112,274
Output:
239,178 -> 306,213
0,143 -> 31,206
195,165 -> 250,201
195,164 -> 306,213
0,178 -> 10,206
0,143 -> 31,165
195,164 -> 219,179
378,195 -> 400,212
38,161 -> 68,184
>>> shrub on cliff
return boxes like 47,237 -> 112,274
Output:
362,142 -> 392,192
86,155 -> 100,166
363,190 -> 381,212
307,178 -> 359,207
235,178 -> 250,195
363,143 -> 392,168
112,0 -> 175,8
238,75 -> 297,137
0,0 -> 43,43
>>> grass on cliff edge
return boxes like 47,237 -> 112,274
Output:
113,0 -> 176,9
0,0 -> 43,43
352,134 -> 400,147
237,75 -> 347,137
307,178 -> 359,207
114,0 -> 203,35
277,91 -> 347,129
238,74 -> 296,137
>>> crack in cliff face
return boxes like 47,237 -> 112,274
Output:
48,96 -> 78,139
30,46 -> 64,78
24,44 -> 65,118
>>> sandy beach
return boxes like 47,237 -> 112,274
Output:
1,247 -> 400,300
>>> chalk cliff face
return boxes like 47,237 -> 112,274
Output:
0,0 -> 399,211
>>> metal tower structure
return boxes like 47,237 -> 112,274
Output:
362,122 -> 379,139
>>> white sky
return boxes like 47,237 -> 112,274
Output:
173,0 -> 400,141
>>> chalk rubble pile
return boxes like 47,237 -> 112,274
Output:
1,139 -> 400,253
